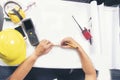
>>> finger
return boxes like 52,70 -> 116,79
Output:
44,44 -> 53,53
45,46 -> 53,53
61,45 -> 71,48
61,41 -> 70,47
61,38 -> 71,45
66,43 -> 77,48
40,40 -> 51,45
46,41 -> 51,45
40,39 -> 47,43
46,43 -> 53,49
43,40 -> 49,44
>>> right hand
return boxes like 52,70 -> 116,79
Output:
34,40 -> 53,57
61,37 -> 80,49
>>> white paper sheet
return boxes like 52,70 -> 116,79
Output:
0,0 -> 100,69
29,1 -> 92,68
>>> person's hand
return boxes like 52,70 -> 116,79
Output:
61,37 -> 80,49
34,40 -> 53,57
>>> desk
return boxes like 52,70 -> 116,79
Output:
0,0 -> 100,69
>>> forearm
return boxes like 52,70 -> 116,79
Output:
77,46 -> 96,76
61,37 -> 96,80
8,52 -> 38,80
8,39 -> 53,80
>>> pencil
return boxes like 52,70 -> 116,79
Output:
53,44 -> 78,49
53,44 -> 61,47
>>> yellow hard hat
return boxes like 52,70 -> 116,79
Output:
0,29 -> 26,66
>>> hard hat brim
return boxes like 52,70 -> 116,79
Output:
2,52 -> 26,66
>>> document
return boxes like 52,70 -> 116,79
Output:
26,0 -> 101,69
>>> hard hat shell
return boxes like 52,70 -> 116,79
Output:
0,29 -> 26,66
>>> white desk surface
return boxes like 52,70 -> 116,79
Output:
0,0 -> 100,69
